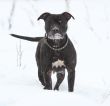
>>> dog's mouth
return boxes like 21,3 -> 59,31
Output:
53,33 -> 63,40
47,32 -> 64,40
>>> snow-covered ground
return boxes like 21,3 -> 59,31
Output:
0,0 -> 110,106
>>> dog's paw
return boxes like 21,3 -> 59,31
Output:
68,89 -> 74,92
41,82 -> 45,86
44,86 -> 52,90
54,86 -> 59,91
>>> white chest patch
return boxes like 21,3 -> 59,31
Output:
52,59 -> 65,68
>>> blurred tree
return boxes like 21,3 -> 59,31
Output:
8,0 -> 16,29
65,0 -> 70,12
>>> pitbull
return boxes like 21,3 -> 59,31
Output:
10,12 -> 77,92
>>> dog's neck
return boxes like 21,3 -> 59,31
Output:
46,34 -> 67,49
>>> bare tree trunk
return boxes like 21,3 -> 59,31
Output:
16,40 -> 23,68
8,0 -> 23,68
8,0 -> 16,29
65,0 -> 70,12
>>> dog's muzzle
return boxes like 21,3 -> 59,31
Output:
48,33 -> 64,40
47,26 -> 64,40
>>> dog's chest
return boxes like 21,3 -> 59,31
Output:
52,59 -> 65,68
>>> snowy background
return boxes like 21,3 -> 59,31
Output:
0,0 -> 110,106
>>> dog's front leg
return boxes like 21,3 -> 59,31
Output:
67,65 -> 75,92
54,70 -> 65,90
43,67 -> 52,90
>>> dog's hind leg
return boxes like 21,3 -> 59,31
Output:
38,67 -> 45,86
36,58 -> 45,86
54,69 -> 65,90
36,43 -> 45,86
43,67 -> 52,90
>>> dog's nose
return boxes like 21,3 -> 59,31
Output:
53,29 -> 59,32
52,26 -> 59,32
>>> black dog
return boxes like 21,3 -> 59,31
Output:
10,12 -> 77,92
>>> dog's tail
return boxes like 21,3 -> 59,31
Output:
10,34 -> 43,42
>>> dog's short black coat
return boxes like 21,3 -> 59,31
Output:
10,12 -> 77,92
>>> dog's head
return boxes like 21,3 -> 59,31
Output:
38,12 -> 75,40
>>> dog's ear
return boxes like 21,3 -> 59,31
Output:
37,12 -> 50,20
62,12 -> 75,20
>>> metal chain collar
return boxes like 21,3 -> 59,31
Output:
45,37 -> 68,51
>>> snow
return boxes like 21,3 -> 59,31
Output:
0,0 -> 110,106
